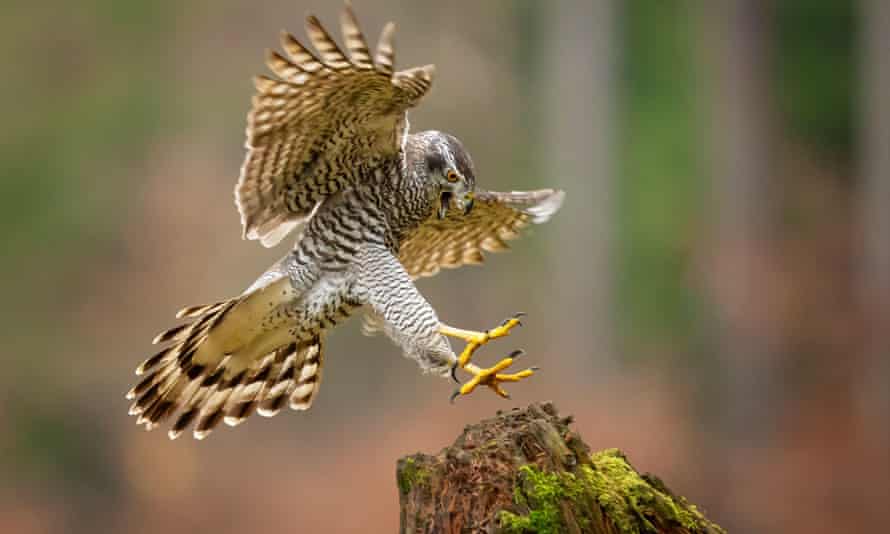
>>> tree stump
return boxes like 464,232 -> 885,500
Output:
397,402 -> 724,534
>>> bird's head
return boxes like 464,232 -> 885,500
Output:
417,131 -> 476,219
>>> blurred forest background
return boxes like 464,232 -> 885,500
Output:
1,0 -> 887,533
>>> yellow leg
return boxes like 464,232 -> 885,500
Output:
439,314 -> 538,401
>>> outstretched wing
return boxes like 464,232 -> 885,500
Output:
397,189 -> 565,279
236,3 -> 435,247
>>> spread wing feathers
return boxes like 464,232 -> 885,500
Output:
236,3 -> 435,247
125,269 -> 324,439
398,189 -> 566,280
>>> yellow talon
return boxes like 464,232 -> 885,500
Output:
494,368 -> 536,382
450,350 -> 539,402
440,313 -> 525,369
441,314 -> 537,401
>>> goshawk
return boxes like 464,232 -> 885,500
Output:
126,3 -> 564,439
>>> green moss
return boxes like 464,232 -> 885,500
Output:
397,457 -> 430,496
498,466 -> 571,533
499,449 -> 724,534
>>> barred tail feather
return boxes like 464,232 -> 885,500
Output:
256,343 -> 300,417
288,337 -> 324,411
126,268 -> 324,439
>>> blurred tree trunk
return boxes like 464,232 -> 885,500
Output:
859,0 -> 890,469
706,0 -> 781,431
396,402 -> 725,534
538,0 -> 617,374
702,1 -> 783,530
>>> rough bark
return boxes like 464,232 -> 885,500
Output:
397,402 -> 724,534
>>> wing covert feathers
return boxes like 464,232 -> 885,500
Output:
236,3 -> 435,248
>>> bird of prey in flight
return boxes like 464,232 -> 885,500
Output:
126,2 -> 564,439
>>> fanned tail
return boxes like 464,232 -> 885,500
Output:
126,262 -> 325,440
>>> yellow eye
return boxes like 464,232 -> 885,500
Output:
446,170 -> 459,183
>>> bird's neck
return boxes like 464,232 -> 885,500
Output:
371,156 -> 436,248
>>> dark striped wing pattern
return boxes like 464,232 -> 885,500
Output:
237,3 -> 435,247
398,189 -> 565,279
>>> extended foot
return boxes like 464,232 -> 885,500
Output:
449,350 -> 538,402
439,313 -> 525,382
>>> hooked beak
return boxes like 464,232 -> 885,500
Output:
438,191 -> 474,219
463,192 -> 475,215
438,191 -> 452,219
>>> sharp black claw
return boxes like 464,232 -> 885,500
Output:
502,312 -> 525,328
450,364 -> 460,383
449,390 -> 461,404
508,349 -> 525,359
530,366 -> 541,371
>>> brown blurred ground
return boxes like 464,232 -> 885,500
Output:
0,1 -> 886,533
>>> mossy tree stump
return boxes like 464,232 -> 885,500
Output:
397,402 -> 724,534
